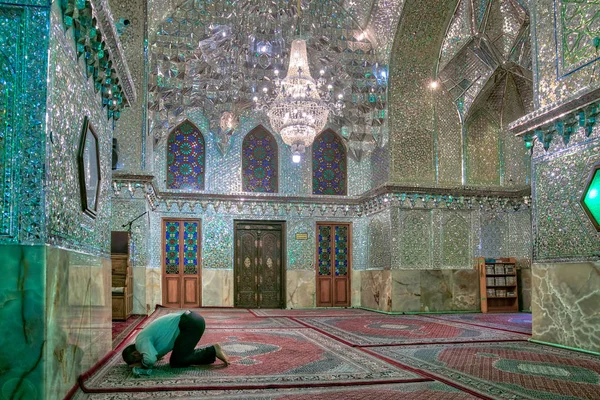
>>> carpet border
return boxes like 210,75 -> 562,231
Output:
424,314 -> 532,336
293,316 -> 530,347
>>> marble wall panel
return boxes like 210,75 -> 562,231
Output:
420,270 -> 454,312
391,270 -> 421,312
0,245 -> 45,400
145,267 -> 162,313
132,266 -> 147,314
532,262 -> 600,353
360,270 -> 392,312
286,270 -> 315,308
45,247 -> 111,400
451,269 -> 479,311
202,269 -> 233,307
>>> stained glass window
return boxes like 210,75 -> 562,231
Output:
334,225 -> 348,276
318,225 -> 332,276
165,221 -> 180,274
183,221 -> 199,274
312,130 -> 347,195
242,126 -> 278,193
167,120 -> 205,190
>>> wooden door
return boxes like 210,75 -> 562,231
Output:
162,219 -> 201,308
234,221 -> 284,308
316,223 -> 351,307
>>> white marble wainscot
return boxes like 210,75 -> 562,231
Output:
286,270 -> 315,308
360,270 -> 392,312
202,269 -> 233,307
145,267 -> 162,313
0,245 -> 46,400
392,270 -> 421,312
132,266 -> 147,315
518,267 -> 532,312
46,246 -> 111,400
351,269 -> 361,308
532,262 -> 600,353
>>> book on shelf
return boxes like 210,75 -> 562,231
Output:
487,277 -> 495,286
495,276 -> 506,286
486,288 -> 495,298
507,290 -> 516,297
505,264 -> 515,274
495,289 -> 507,297
494,264 -> 505,274
486,265 -> 495,275
506,276 -> 516,285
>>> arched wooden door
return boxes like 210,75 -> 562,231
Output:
316,222 -> 351,307
162,219 -> 201,308
234,221 -> 285,308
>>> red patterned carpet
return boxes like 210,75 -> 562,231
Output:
74,381 -> 478,399
81,308 -> 600,399
368,341 -> 600,399
294,315 -> 528,346
425,313 -> 532,334
112,315 -> 145,349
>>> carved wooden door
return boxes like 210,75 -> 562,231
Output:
316,223 -> 351,307
162,219 -> 201,308
234,221 -> 284,308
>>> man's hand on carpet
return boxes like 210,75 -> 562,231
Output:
214,343 -> 230,366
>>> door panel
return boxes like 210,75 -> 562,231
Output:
162,219 -> 201,308
316,223 -> 351,307
235,221 -> 284,308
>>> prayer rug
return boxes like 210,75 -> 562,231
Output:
139,307 -> 302,329
112,315 -> 145,349
249,308 -> 377,317
367,341 -> 600,399
294,315 -> 528,346
73,381 -> 477,399
426,313 -> 532,335
80,328 -> 422,392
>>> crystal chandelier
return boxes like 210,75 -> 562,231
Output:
268,39 -> 329,162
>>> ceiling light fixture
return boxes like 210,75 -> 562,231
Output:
268,39 -> 329,161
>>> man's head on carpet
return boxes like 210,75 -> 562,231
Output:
122,344 -> 142,366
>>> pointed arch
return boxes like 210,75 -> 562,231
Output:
241,125 -> 279,193
166,120 -> 206,190
312,129 -> 347,195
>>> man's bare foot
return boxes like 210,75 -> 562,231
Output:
214,343 -> 230,366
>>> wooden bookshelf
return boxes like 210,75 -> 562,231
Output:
478,257 -> 518,313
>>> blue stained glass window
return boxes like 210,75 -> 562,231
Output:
312,130 -> 347,195
242,126 -> 278,193
167,120 -> 205,190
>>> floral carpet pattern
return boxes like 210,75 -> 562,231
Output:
74,381 -> 478,399
368,341 -> 600,399
82,328 -> 419,392
76,309 -> 600,399
294,315 -> 528,346
425,313 -> 533,334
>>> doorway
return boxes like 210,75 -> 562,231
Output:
234,220 -> 285,308
161,218 -> 201,308
316,222 -> 352,307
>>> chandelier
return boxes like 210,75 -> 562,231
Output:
268,39 -> 329,162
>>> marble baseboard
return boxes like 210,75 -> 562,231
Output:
532,262 -> 600,353
361,270 -> 393,312
203,269 -> 233,307
287,270 -> 315,308
46,247 -> 111,400
391,269 -> 480,312
0,245 -> 46,400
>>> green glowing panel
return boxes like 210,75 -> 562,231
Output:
581,164 -> 600,231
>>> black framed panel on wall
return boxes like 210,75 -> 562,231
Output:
77,116 -> 101,218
